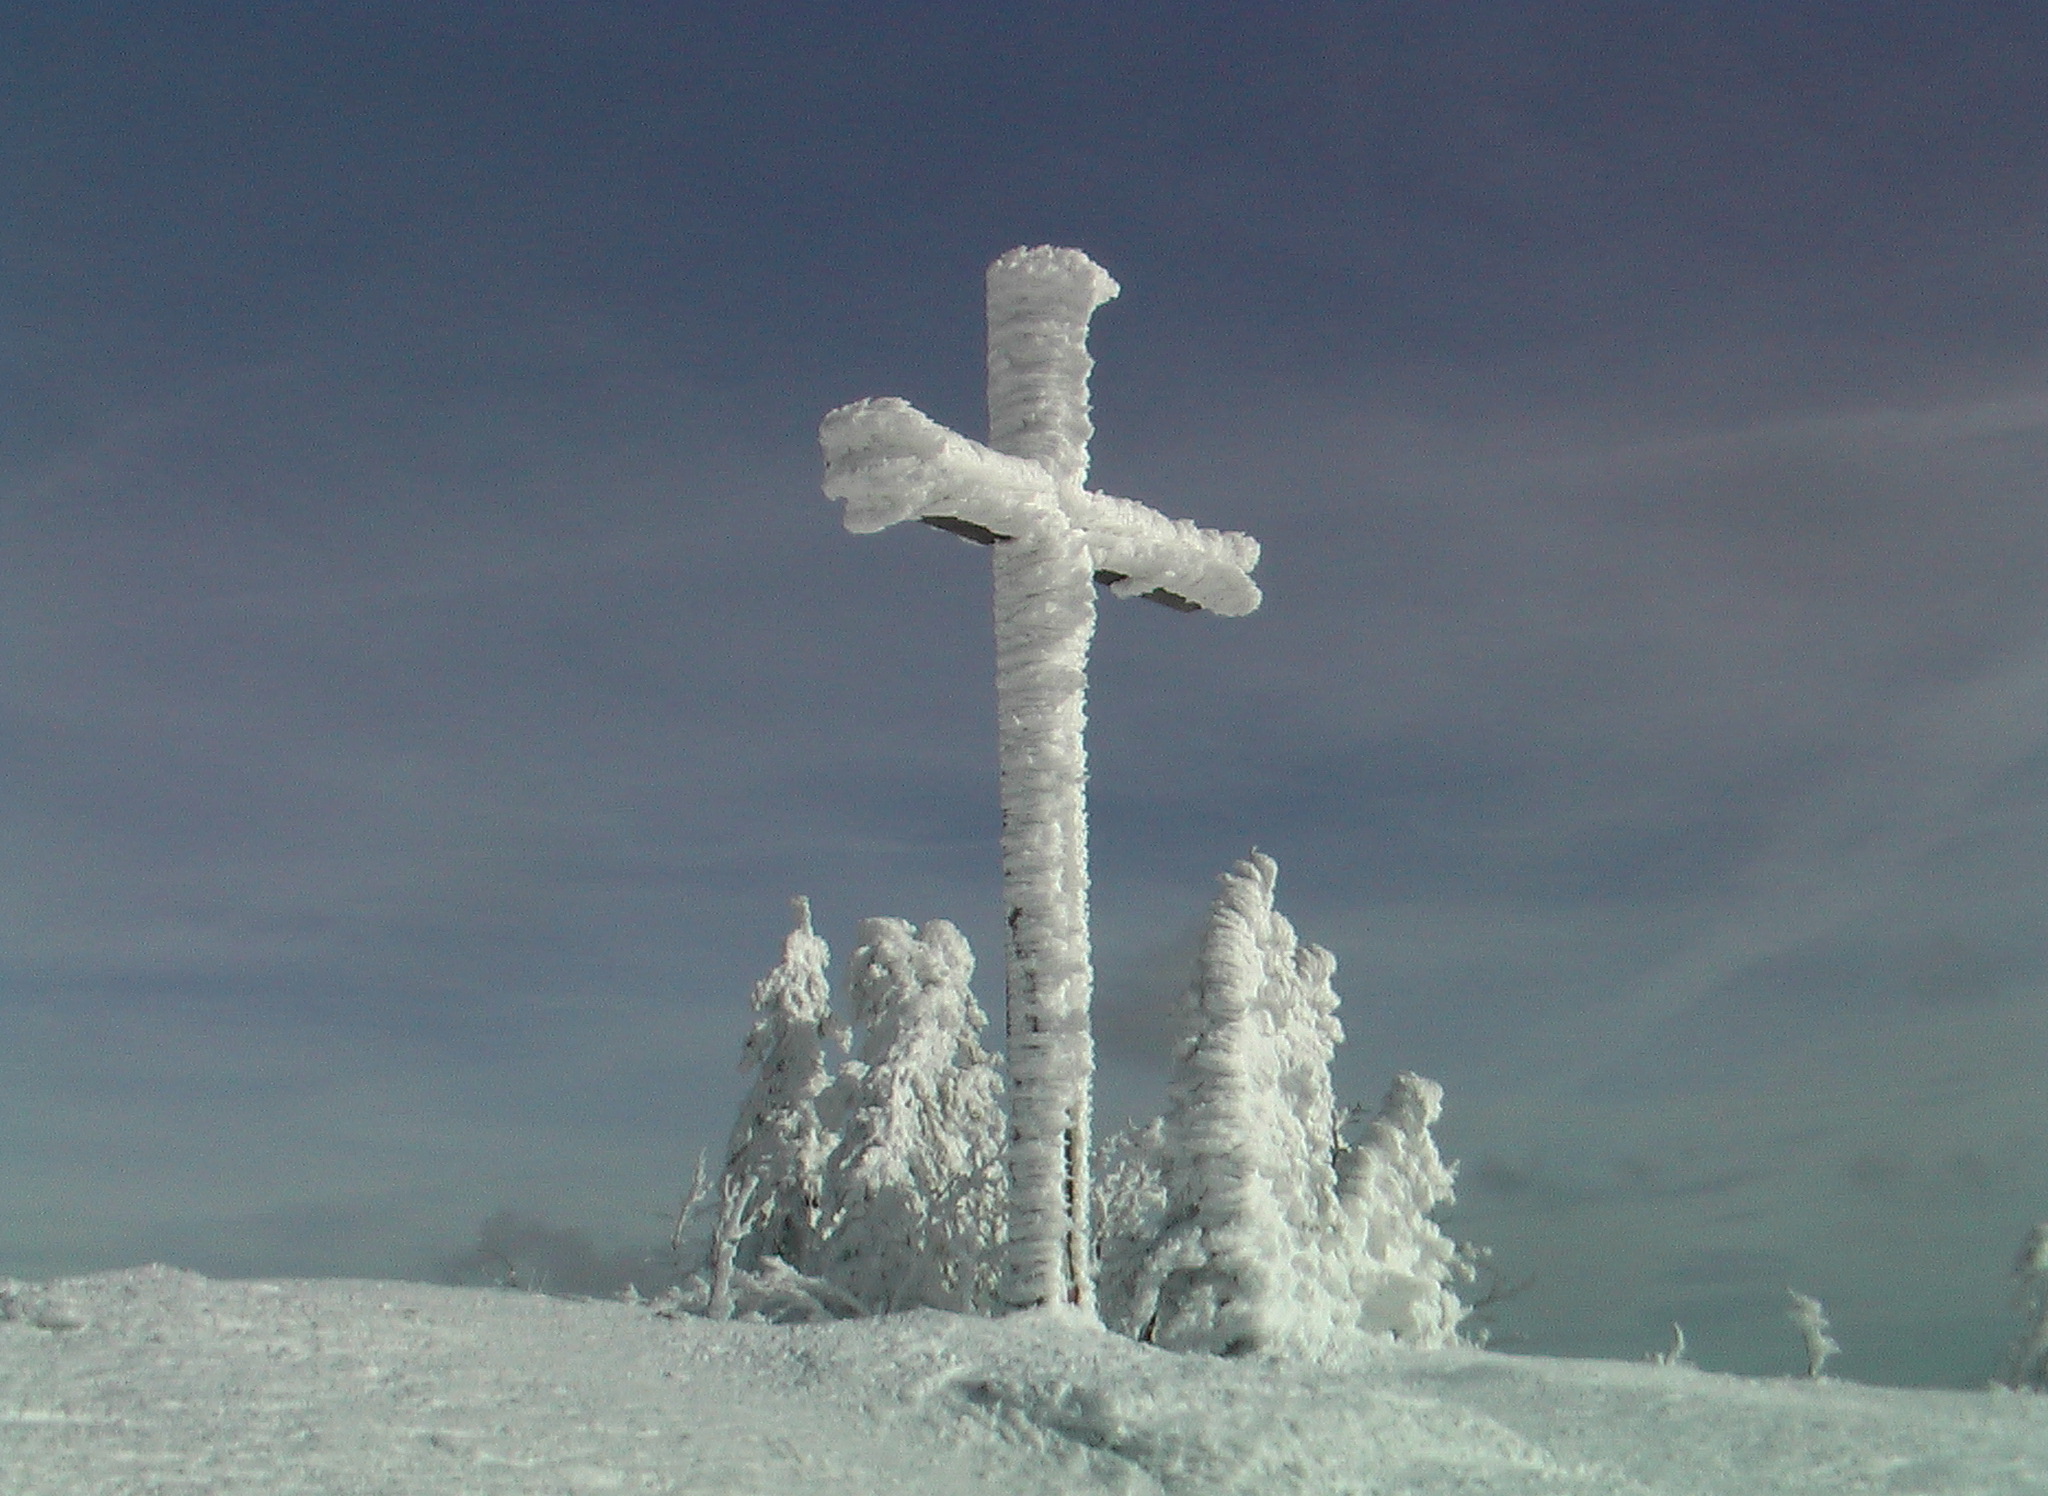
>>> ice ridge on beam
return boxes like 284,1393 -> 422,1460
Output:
820,396 -> 1262,618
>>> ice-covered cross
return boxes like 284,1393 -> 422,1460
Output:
820,247 -> 1262,1314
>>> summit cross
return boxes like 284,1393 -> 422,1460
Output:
819,247 -> 1262,1314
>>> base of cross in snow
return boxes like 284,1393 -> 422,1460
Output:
668,855 -> 1472,1358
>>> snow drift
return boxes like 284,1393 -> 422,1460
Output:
7,1267 -> 2046,1495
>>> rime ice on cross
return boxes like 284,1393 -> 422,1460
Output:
820,247 -> 1262,1314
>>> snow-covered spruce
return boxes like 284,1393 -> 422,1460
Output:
1998,1221 -> 2048,1390
814,917 -> 1008,1314
1092,1116 -> 1169,1335
1119,854 -> 1466,1357
1122,852 -> 1345,1355
707,897 -> 844,1317
1786,1291 -> 1839,1379
1334,1071 -> 1466,1347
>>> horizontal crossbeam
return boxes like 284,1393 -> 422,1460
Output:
823,396 -> 1261,617
916,517 -> 1204,611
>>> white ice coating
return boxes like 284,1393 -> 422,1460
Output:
819,247 -> 1263,1314
821,398 -> 1263,616
990,523 -> 1098,1312
985,246 -> 1119,487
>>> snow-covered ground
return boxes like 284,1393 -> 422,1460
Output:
4,1267 -> 2045,1494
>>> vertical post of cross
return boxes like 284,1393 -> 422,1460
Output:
983,247 -> 1120,1313
817,246 -> 1262,1318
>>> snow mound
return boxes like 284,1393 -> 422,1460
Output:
7,1268 -> 2048,1494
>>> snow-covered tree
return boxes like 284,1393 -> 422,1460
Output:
1786,1290 -> 1839,1378
707,897 -> 844,1316
1649,1323 -> 1689,1368
692,859 -> 1463,1348
1092,1117 -> 1168,1334
1125,856 -> 1352,1353
1332,1071 -> 1466,1347
1998,1222 -> 2048,1391
1122,855 -> 1466,1357
813,917 -> 1007,1313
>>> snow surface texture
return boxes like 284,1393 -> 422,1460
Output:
1120,855 -> 1466,1357
8,1268 -> 2048,1495
818,246 -> 1263,1312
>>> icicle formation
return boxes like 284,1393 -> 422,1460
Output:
1997,1222 -> 2048,1390
1114,855 -> 1466,1357
815,917 -> 1007,1314
708,897 -> 843,1316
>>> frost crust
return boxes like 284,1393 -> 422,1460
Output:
820,397 -> 1261,616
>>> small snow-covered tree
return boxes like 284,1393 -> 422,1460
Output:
1649,1323 -> 1688,1368
1786,1290 -> 1839,1378
1125,858 -> 1350,1352
1128,854 -> 1344,1354
1093,1117 -> 1168,1334
813,917 -> 1006,1313
708,897 -> 844,1315
687,859 -> 1466,1347
1331,1071 -> 1466,1347
1124,855 -> 1466,1357
1998,1222 -> 2048,1391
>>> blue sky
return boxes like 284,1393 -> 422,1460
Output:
8,1 -> 2048,1385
